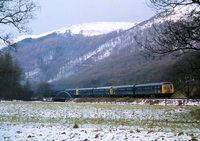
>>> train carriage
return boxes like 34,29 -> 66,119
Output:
94,86 -> 111,97
77,88 -> 94,97
112,85 -> 134,97
135,82 -> 174,98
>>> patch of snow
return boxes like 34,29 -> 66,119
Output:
0,101 -> 200,141
25,68 -> 41,78
1,123 -> 198,141
57,22 -> 138,36
15,30 -> 55,42
138,5 -> 200,30
15,22 -> 138,42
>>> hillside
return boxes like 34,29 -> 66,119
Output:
14,30 -> 122,82
53,52 -> 176,89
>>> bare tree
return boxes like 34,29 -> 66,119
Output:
0,0 -> 38,100
0,0 -> 38,48
147,0 -> 200,12
138,17 -> 200,58
134,0 -> 200,97
136,0 -> 200,58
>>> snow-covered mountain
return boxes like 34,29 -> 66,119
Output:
13,22 -> 139,83
16,22 -> 137,42
7,7 -> 193,87
56,22 -> 138,36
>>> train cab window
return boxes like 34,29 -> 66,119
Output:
164,86 -> 167,90
167,85 -> 170,90
170,85 -> 173,89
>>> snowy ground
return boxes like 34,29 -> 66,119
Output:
0,101 -> 200,141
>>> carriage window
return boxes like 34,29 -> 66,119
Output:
167,85 -> 170,90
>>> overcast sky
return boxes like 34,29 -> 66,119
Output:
13,0 -> 155,37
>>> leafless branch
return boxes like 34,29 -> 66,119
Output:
0,0 -> 38,48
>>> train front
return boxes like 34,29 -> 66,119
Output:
162,83 -> 174,96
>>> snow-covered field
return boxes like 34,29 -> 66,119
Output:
0,101 -> 200,141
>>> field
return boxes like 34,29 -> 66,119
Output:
0,100 -> 200,141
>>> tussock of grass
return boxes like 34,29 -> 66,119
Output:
95,133 -> 99,138
178,132 -> 184,136
136,129 -> 141,133
73,123 -> 79,128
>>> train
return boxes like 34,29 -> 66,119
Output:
54,82 -> 174,101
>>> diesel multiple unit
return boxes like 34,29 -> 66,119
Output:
54,82 -> 174,101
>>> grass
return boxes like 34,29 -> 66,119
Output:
0,101 -> 199,134
189,108 -> 200,120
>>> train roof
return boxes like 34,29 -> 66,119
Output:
78,88 -> 93,90
135,82 -> 172,87
112,85 -> 134,88
65,88 -> 77,91
95,86 -> 112,89
65,88 -> 93,91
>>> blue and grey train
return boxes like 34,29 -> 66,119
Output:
54,82 -> 174,101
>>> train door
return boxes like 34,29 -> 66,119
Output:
76,89 -> 79,95
110,88 -> 113,95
